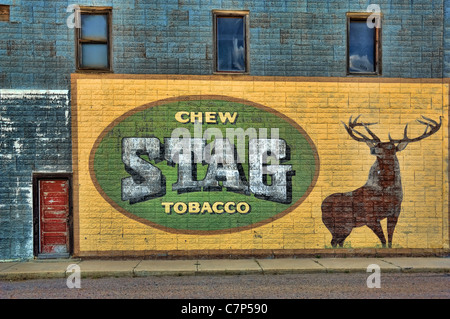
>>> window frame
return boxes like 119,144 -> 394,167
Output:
346,12 -> 382,76
212,10 -> 250,74
75,6 -> 113,73
0,5 -> 10,22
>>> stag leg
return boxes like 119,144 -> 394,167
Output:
332,235 -> 349,248
331,234 -> 345,248
331,237 -> 337,248
337,237 -> 347,247
387,216 -> 399,248
332,227 -> 352,248
367,221 -> 386,247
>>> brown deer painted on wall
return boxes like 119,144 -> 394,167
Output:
321,115 -> 441,248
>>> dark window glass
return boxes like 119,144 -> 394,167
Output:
216,16 -> 246,72
81,14 -> 108,41
80,44 -> 108,69
349,20 -> 376,74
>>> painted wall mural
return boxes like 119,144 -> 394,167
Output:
322,115 -> 442,248
90,97 -> 319,234
72,75 -> 449,257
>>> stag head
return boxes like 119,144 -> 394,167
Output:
342,115 -> 442,157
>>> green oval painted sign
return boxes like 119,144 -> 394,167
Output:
90,96 -> 319,234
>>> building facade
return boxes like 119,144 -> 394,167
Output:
1,0 -> 449,260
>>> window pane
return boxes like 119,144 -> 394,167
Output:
81,44 -> 108,69
0,5 -> 10,22
349,20 -> 375,73
217,17 -> 245,72
81,14 -> 108,41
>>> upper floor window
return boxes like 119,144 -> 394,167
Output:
347,13 -> 381,75
76,7 -> 112,72
0,5 -> 10,22
213,10 -> 249,74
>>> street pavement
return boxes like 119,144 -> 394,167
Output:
0,257 -> 449,281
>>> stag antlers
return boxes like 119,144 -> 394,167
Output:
388,116 -> 442,144
342,115 -> 380,143
342,115 -> 442,146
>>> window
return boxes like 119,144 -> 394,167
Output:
76,7 -> 112,72
213,10 -> 249,73
347,13 -> 381,75
0,5 -> 10,22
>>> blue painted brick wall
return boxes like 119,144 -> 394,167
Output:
0,90 -> 71,260
444,0 -> 450,77
0,0 -> 447,91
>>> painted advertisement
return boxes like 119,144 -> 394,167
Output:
90,97 -> 319,234
72,75 -> 449,257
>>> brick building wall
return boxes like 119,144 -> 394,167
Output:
445,0 -> 450,77
0,0 -> 447,90
0,0 -> 449,260
72,75 -> 448,257
0,90 -> 71,260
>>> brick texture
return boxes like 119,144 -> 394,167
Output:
72,75 -> 448,256
0,0 -> 448,91
0,0 -> 449,260
444,0 -> 450,77
0,90 -> 71,260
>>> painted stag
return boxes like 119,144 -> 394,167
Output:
321,115 -> 441,248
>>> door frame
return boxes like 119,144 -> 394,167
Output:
32,173 -> 73,258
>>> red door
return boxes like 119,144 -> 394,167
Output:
39,179 -> 70,255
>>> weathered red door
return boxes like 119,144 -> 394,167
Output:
39,179 -> 70,255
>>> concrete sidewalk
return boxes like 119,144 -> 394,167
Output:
0,257 -> 449,280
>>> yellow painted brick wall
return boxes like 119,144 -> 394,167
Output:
72,75 -> 449,256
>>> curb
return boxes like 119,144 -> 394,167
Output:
0,257 -> 449,281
